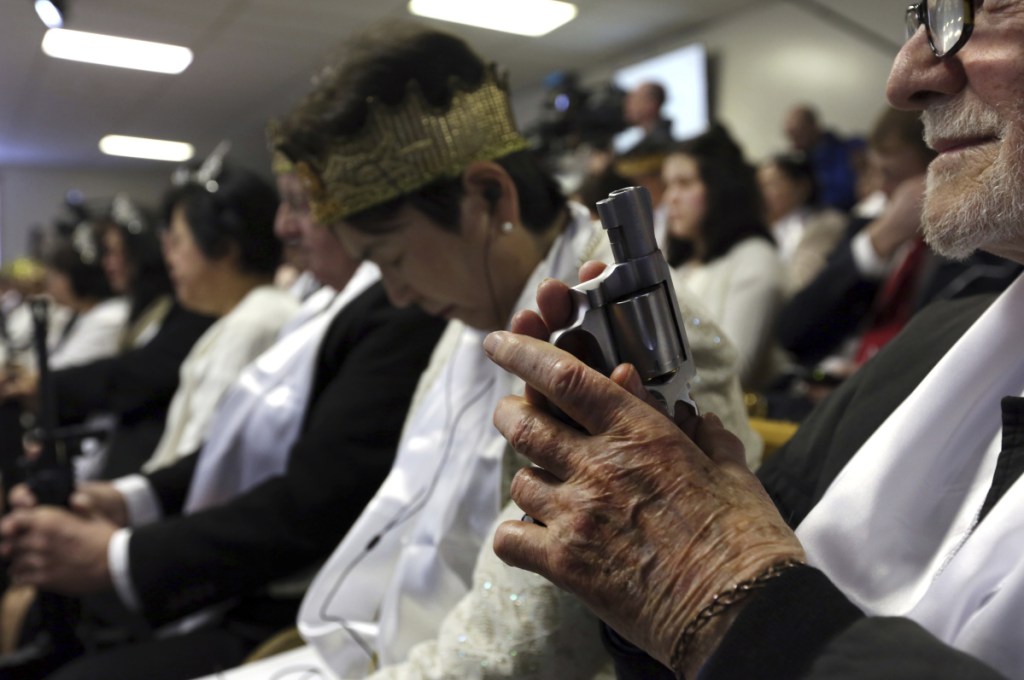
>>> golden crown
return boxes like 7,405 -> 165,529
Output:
614,151 -> 669,179
265,120 -> 295,176
292,66 -> 529,225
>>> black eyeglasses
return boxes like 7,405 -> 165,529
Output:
905,0 -> 975,58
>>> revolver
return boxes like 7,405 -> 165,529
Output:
553,186 -> 697,418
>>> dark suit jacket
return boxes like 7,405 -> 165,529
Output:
611,294 -> 1012,679
777,219 -> 1021,366
44,304 -> 215,480
127,283 -> 445,628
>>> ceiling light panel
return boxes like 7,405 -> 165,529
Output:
41,28 -> 193,74
99,135 -> 195,162
408,0 -> 578,37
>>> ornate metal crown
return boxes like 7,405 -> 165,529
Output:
293,65 -> 529,225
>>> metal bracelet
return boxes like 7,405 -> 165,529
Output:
670,558 -> 806,676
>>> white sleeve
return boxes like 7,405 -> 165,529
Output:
850,229 -> 891,279
107,528 -> 141,611
111,474 -> 163,526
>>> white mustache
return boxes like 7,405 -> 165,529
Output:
922,97 -> 1003,148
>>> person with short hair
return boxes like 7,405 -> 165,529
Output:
139,163 -> 298,474
621,81 -> 673,154
783,103 -> 862,212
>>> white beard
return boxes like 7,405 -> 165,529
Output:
921,97 -> 1024,260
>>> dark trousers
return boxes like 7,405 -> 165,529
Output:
45,595 -> 299,680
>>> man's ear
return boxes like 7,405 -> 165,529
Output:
462,161 -> 521,229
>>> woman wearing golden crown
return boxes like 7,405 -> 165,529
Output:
207,23 -> 758,680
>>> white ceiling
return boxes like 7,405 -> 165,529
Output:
0,0 -> 902,172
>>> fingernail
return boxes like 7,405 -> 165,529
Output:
483,331 -> 505,357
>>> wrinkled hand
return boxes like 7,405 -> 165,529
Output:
0,499 -> 117,595
488,268 -> 804,675
868,174 -> 926,259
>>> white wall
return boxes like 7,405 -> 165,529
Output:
0,165 -> 171,262
515,2 -> 901,163
692,2 -> 898,159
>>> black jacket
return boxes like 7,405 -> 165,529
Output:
50,303 -> 215,479
126,283 -> 445,628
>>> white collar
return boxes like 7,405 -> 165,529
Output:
797,273 -> 1024,677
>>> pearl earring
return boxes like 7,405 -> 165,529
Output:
500,221 -> 514,233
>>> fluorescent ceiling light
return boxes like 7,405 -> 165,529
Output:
35,0 -> 64,28
408,0 -> 577,37
42,28 -> 193,74
99,135 -> 195,162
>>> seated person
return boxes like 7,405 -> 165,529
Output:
192,24 -> 758,680
757,153 -> 847,297
73,195 -> 184,480
136,160 -> 298,475
770,108 -> 1021,419
100,195 -> 178,352
43,217 -> 214,480
663,127 -> 784,391
0,158 -> 446,680
782,103 -> 861,213
488,5 -> 1024,677
1,217 -> 127,397
42,226 -> 127,371
1,220 -> 127,484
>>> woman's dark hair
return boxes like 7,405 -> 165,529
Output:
103,204 -> 173,322
161,166 -> 281,276
763,152 -> 819,207
277,24 -> 566,235
667,124 -> 772,266
43,227 -> 113,301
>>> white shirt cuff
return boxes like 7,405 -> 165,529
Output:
851,229 -> 890,279
108,528 -> 141,611
111,474 -> 163,527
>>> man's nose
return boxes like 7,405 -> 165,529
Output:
887,26 -> 967,111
